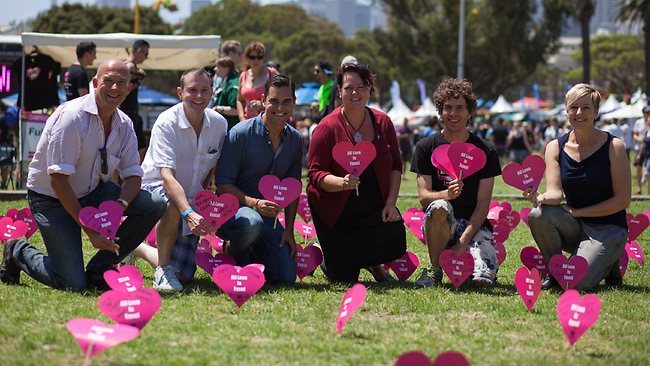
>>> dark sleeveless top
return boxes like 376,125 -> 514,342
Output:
120,87 -> 139,113
510,132 -> 527,150
558,132 -> 627,229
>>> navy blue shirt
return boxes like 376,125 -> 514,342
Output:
216,114 -> 303,198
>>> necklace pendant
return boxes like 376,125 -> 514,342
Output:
354,132 -> 363,143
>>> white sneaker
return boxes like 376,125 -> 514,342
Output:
153,265 -> 183,292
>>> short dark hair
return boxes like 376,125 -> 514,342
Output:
76,41 -> 96,59
132,39 -> 150,54
221,40 -> 242,56
336,63 -> 375,90
315,60 -> 332,75
264,74 -> 295,97
216,57 -> 235,75
433,78 -> 477,115
179,67 -> 211,89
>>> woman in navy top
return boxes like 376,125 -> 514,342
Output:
524,83 -> 631,291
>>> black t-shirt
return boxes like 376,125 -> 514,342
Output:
11,53 -> 61,111
491,126 -> 508,146
411,132 -> 502,223
64,64 -> 89,101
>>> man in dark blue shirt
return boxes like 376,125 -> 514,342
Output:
216,75 -> 302,284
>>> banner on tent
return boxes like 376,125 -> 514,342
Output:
21,112 -> 47,161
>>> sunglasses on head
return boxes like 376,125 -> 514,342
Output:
99,146 -> 108,175
247,54 -> 264,60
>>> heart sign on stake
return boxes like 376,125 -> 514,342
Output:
78,201 -> 123,240
502,155 -> 545,192
196,238 -> 212,254
0,217 -> 28,242
447,141 -> 487,180
195,252 -> 236,275
520,246 -> 548,277
297,194 -> 312,223
625,240 -> 645,266
258,175 -> 302,209
384,251 -> 419,281
514,266 -> 541,311
395,350 -> 470,366
15,208 -> 38,239
549,254 -> 588,290
439,250 -> 474,288
294,221 -> 317,243
431,144 -> 457,179
332,141 -> 377,177
336,283 -> 366,334
212,264 -> 265,307
492,223 -> 510,244
520,207 -> 532,226
626,213 -> 649,241
494,242 -> 507,266
193,191 -> 239,228
98,288 -> 162,330
103,265 -> 143,293
557,290 -> 601,345
295,244 -> 324,280
66,318 -> 139,358
402,209 -> 425,228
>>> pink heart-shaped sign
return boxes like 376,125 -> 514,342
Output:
78,201 -> 123,240
294,221 -> 317,242
520,246 -> 548,278
203,234 -> 224,253
276,214 -> 286,229
246,263 -> 265,272
487,206 -> 504,221
195,252 -> 236,275
625,240 -> 645,266
66,318 -> 139,358
212,264 -> 265,307
395,351 -> 470,366
489,200 -> 512,212
431,144 -> 457,179
15,208 -> 38,239
98,288 -> 162,330
332,141 -> 377,177
492,223 -> 510,244
406,221 -> 426,244
297,194 -> 312,223
494,242 -> 507,266
447,141 -> 487,180
145,227 -> 156,247
0,217 -> 28,242
502,154 -> 545,192
295,243 -> 324,280
619,251 -> 629,278
644,210 -> 650,222
5,208 -> 18,219
626,213 -> 649,241
103,265 -> 143,293
258,175 -> 302,209
196,238 -> 212,254
193,191 -> 239,228
402,209 -> 425,228
557,289 -> 601,345
498,209 -> 520,232
439,250 -> 474,288
549,254 -> 589,291
336,283 -> 366,334
515,266 -> 541,311
520,207 -> 532,226
384,251 -> 419,281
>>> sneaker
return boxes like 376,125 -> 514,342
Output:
0,239 -> 21,285
153,265 -> 183,292
366,265 -> 396,283
471,277 -> 493,287
414,266 -> 443,288
541,274 -> 559,290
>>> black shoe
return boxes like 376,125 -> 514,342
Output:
541,274 -> 559,290
0,239 -> 21,284
604,260 -> 623,287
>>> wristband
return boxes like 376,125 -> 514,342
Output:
116,198 -> 129,209
181,207 -> 194,220
252,199 -> 260,211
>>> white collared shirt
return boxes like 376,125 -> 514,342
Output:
141,103 -> 227,201
27,93 -> 143,198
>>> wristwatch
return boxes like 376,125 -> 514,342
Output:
117,198 -> 129,209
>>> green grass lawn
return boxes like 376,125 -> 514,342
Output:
1,180 -> 649,365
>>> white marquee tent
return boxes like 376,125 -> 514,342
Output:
489,95 -> 514,114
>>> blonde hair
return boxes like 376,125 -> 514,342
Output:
565,83 -> 601,116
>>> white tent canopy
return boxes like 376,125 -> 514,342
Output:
599,94 -> 622,114
21,32 -> 221,70
414,97 -> 438,117
489,95 -> 514,113
601,103 -> 643,119
386,80 -> 414,126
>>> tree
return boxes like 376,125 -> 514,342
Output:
575,0 -> 595,83
31,3 -> 172,35
618,0 -> 650,94
376,0 -> 573,100
565,34 -> 644,93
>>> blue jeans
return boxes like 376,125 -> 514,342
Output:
13,181 -> 166,291
217,207 -> 296,284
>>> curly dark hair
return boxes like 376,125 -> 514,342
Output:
433,78 -> 477,115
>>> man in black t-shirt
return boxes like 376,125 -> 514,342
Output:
411,78 -> 502,287
64,42 -> 96,101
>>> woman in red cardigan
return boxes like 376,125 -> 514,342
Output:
307,63 -> 406,282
